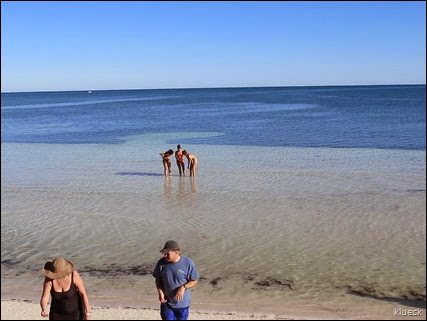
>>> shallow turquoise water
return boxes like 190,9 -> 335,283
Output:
1,133 -> 425,311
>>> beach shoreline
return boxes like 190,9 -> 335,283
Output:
2,266 -> 426,319
2,287 -> 426,320
2,296 -> 426,320
1,299 -> 285,320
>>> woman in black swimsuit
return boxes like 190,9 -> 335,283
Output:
40,257 -> 92,320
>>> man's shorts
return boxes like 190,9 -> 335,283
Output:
160,303 -> 189,320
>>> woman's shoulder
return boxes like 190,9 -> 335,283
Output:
72,269 -> 82,280
43,276 -> 53,285
72,270 -> 85,287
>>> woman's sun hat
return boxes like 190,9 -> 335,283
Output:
42,257 -> 74,279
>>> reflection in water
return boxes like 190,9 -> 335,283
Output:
178,176 -> 186,197
163,176 -> 172,199
165,176 -> 198,199
190,176 -> 198,193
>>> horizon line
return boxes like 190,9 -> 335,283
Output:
2,83 -> 426,94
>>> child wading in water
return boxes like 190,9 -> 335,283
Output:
160,149 -> 174,176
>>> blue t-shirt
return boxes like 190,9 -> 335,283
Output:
153,255 -> 200,308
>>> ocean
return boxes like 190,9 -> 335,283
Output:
1,85 -> 426,149
1,85 -> 426,316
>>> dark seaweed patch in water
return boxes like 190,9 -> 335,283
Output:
1,259 -> 21,266
210,277 -> 221,287
244,274 -> 257,282
253,277 -> 294,291
347,285 -> 426,309
1,259 -> 25,276
79,264 -> 155,277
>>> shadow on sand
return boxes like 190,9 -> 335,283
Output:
116,171 -> 164,177
347,287 -> 426,309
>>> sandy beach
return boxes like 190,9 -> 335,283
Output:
1,299 -> 294,320
2,298 -> 426,320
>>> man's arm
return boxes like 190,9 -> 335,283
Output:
155,278 -> 167,303
183,279 -> 198,290
175,279 -> 198,301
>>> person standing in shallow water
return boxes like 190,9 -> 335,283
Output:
40,257 -> 92,320
153,240 -> 200,320
182,150 -> 198,177
160,149 -> 174,176
175,145 -> 185,176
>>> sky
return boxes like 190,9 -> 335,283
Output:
1,1 -> 426,92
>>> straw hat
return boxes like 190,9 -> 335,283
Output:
42,257 -> 74,279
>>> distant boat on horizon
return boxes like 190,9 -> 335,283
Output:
88,90 -> 92,94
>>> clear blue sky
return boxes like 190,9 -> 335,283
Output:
1,1 -> 426,92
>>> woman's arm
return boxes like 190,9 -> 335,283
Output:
73,270 -> 92,320
40,277 -> 51,317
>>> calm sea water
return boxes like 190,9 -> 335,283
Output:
1,85 -> 426,315
2,85 -> 425,149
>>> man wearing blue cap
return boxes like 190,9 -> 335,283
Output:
153,240 -> 200,320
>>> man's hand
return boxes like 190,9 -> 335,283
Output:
158,290 -> 167,303
174,285 -> 186,301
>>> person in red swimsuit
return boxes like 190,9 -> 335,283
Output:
40,257 -> 92,320
175,145 -> 186,176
